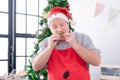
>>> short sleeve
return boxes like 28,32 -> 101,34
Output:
75,32 -> 101,55
37,38 -> 48,54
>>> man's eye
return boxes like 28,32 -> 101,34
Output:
60,24 -> 64,26
53,26 -> 57,29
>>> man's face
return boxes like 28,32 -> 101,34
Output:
49,18 -> 69,40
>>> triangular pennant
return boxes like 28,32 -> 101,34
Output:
94,2 -> 105,17
108,7 -> 120,22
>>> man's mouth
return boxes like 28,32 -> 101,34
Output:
59,31 -> 65,36
59,31 -> 65,41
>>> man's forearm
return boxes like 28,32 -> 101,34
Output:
32,47 -> 53,71
73,43 -> 101,66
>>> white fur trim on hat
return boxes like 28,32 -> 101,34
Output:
47,13 -> 69,25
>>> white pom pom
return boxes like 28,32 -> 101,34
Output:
40,74 -> 45,80
71,21 -> 76,26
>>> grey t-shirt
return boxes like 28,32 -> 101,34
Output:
38,32 -> 101,55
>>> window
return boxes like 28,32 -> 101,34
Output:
0,0 -> 41,75
0,0 -> 8,75
0,38 -> 8,75
15,0 -> 40,72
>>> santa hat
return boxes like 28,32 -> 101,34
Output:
47,7 -> 73,25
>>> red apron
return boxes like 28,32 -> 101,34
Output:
47,48 -> 90,80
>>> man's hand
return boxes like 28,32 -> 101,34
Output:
48,35 -> 60,49
64,33 -> 78,48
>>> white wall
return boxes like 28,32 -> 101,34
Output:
39,0 -> 120,79
69,0 -> 120,80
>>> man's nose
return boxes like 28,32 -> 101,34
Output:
57,27 -> 63,31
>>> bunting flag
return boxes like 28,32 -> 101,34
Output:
108,7 -> 120,22
94,2 -> 105,17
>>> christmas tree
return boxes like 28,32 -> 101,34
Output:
25,0 -> 74,80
